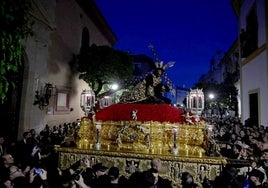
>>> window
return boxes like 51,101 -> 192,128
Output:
54,86 -> 71,114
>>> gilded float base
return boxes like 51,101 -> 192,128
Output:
56,147 -> 226,188
77,118 -> 208,157
64,118 -> 226,187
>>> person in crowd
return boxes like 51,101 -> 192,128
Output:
89,162 -> 109,188
151,158 -> 172,187
1,177 -> 13,188
229,132 -> 238,145
150,158 -> 162,172
29,129 -> 40,146
138,158 -> 172,188
58,158 -> 108,188
248,169 -> 266,188
39,124 -> 52,141
0,135 -> 6,158
14,131 -> 36,168
128,167 -> 143,188
74,175 -> 91,188
140,168 -> 158,188
38,138 -> 59,188
260,149 -> 268,179
58,158 -> 86,187
179,171 -> 198,188
237,147 -> 252,160
104,166 -> 129,188
215,127 -> 231,142
212,165 -> 243,188
29,167 -> 49,188
250,157 -> 267,183
239,129 -> 251,146
250,137 -> 264,158
8,165 -> 49,188
238,156 -> 267,185
0,154 -> 17,181
229,144 -> 243,159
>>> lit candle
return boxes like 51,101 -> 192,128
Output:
96,122 -> 102,143
173,126 -> 178,148
96,122 -> 102,130
172,126 -> 179,155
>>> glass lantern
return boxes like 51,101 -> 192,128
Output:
80,89 -> 95,116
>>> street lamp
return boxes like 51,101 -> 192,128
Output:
208,93 -> 215,117
111,83 -> 118,90
208,93 -> 215,100
111,83 -> 119,103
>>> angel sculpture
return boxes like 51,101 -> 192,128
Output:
131,109 -> 138,120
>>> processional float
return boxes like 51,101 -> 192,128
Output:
56,46 -> 226,188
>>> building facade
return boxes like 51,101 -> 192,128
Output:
0,0 -> 117,139
233,0 -> 268,126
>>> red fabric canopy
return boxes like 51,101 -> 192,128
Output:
95,104 -> 185,123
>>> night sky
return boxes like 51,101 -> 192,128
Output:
95,0 -> 238,89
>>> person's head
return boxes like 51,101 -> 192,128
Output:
59,169 -> 76,188
230,133 -> 237,140
249,157 -> 261,169
219,127 -> 226,136
108,166 -> 119,181
180,171 -> 194,185
249,169 -> 265,185
30,129 -> 36,136
3,179 -> 13,188
233,144 -> 242,153
92,163 -> 108,177
22,131 -> 31,140
142,169 -> 159,188
150,158 -> 162,172
239,130 -> 246,137
9,165 -> 24,180
0,135 -> 4,145
2,154 -> 14,167
261,149 -> 268,160
239,148 -> 250,159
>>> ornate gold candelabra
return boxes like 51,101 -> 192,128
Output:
77,118 -> 93,149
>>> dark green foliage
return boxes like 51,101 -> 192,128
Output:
77,44 -> 134,97
0,0 -> 33,102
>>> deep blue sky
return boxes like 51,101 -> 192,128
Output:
95,0 -> 238,89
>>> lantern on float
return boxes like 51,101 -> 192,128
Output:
80,89 -> 95,116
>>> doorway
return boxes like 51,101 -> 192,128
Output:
249,92 -> 259,126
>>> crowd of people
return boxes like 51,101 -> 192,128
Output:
0,121 -> 79,188
1,116 -> 268,187
204,116 -> 268,187
0,130 -> 174,188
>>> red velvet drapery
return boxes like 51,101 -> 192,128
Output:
95,104 -> 185,123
